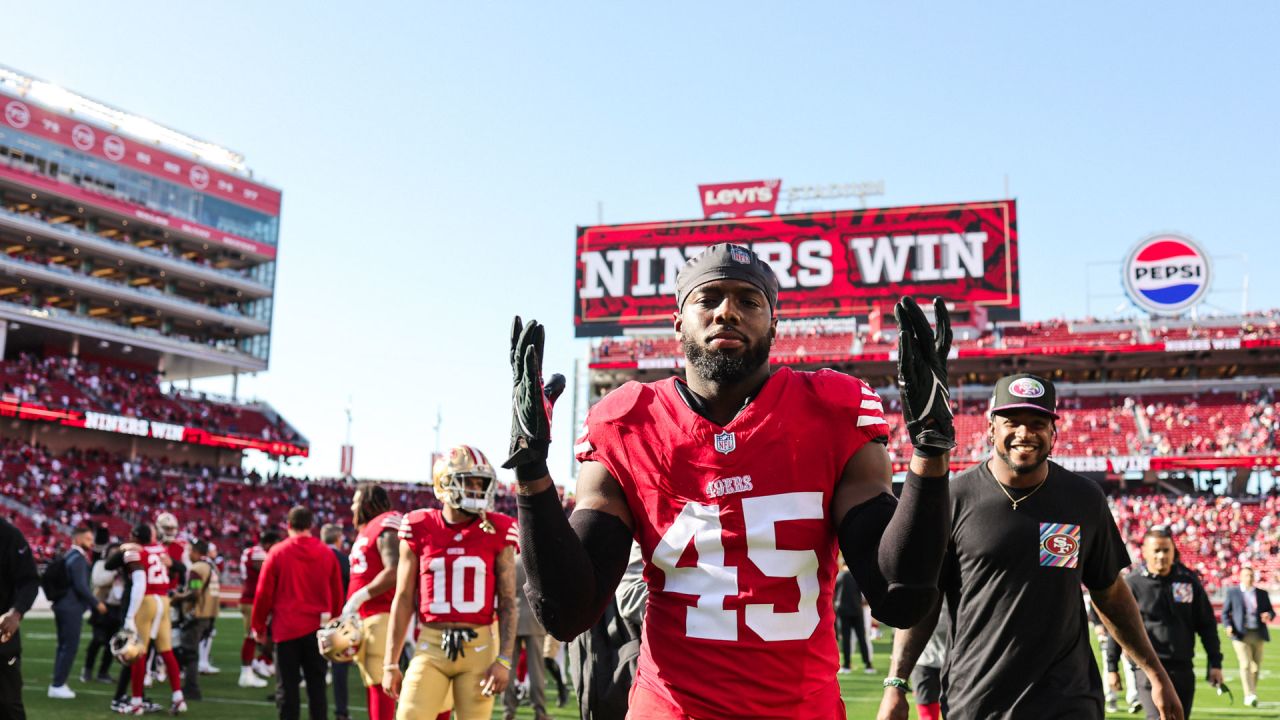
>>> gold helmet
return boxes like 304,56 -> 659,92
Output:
432,445 -> 497,517
155,512 -> 179,543
317,614 -> 363,663
110,629 -> 146,665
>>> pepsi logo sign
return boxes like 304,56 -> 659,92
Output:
1042,533 -> 1079,557
4,101 -> 30,129
103,135 -> 126,161
1009,378 -> 1045,398
71,123 -> 95,151
1122,233 -> 1210,316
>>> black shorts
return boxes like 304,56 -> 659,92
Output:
911,664 -> 943,705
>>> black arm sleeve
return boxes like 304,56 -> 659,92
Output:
517,486 -> 633,641
10,540 -> 39,616
1193,578 -> 1223,669
837,471 -> 950,628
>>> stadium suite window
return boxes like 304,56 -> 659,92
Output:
0,128 -> 279,246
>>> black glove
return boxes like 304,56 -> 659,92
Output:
895,297 -> 955,457
502,316 -> 565,480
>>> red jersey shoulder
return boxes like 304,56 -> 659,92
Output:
399,508 -> 443,548
371,510 -> 402,536
486,512 -> 519,551
574,380 -> 660,462
803,369 -> 888,429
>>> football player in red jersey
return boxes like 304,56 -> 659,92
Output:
238,531 -> 280,688
119,523 -> 187,714
382,445 -> 519,720
342,483 -> 402,720
506,243 -> 957,719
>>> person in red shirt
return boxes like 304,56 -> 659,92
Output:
382,445 -> 518,720
251,506 -> 343,720
239,530 -> 281,688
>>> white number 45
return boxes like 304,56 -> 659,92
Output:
649,491 -> 823,642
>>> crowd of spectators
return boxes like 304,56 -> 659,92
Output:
1110,493 -> 1280,596
0,437 -> 568,591
0,353 -> 303,444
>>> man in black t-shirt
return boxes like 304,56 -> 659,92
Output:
877,374 -> 1184,720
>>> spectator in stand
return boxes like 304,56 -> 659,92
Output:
0,515 -> 40,719
321,522 -> 352,720
48,524 -> 105,700
252,506 -> 343,720
1223,567 -> 1274,708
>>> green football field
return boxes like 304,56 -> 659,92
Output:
13,616 -> 1280,718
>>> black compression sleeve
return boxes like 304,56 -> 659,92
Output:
517,486 -> 633,640
838,471 -> 951,628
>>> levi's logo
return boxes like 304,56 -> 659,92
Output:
704,186 -> 774,207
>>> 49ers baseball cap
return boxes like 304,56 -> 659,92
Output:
988,373 -> 1060,419
675,243 -> 780,311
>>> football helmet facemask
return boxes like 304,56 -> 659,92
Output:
317,614 -> 363,663
155,512 -> 179,543
433,445 -> 497,516
110,629 -> 146,665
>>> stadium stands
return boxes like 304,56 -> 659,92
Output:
0,354 -> 303,444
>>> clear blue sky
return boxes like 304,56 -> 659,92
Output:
5,2 -> 1277,481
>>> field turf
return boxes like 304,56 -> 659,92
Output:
13,616 -> 1280,718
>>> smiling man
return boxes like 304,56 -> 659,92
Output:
506,243 -> 957,719
878,374 -> 1185,720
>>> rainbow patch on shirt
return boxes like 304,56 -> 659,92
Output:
1040,522 -> 1081,568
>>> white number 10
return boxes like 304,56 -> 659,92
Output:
649,491 -> 824,642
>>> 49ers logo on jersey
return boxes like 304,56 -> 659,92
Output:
1039,522 -> 1081,568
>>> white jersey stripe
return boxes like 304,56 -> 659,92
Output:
860,399 -> 884,412
857,415 -> 889,427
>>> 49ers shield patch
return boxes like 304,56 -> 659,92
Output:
1039,522 -> 1081,568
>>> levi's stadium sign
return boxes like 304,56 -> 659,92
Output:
698,180 -> 781,218
1122,233 -> 1211,317
574,199 -> 1018,337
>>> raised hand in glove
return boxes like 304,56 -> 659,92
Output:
503,316 -> 566,480
895,297 -> 955,457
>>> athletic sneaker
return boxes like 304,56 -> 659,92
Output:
239,666 -> 268,688
837,667 -> 853,674
863,666 -> 876,675
1245,694 -> 1259,707
170,699 -> 188,714
198,663 -> 220,675
47,684 -> 76,699
1106,699 -> 1119,713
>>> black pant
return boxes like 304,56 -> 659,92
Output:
837,610 -> 872,669
84,605 -> 121,679
180,618 -> 212,698
330,660 -> 348,716
1136,662 -> 1195,719
0,652 -> 24,720
275,634 -> 327,720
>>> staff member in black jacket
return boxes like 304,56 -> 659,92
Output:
1106,527 -> 1221,719
0,516 -> 41,720
835,558 -> 874,674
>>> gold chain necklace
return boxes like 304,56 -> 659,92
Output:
993,475 -> 1048,510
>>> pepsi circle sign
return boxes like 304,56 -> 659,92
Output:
1122,233 -> 1211,316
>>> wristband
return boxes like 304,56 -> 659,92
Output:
883,677 -> 911,693
496,654 -> 512,669
515,461 -> 549,482
383,664 -> 402,672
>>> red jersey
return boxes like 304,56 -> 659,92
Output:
348,511 -> 402,618
164,540 -> 186,592
573,368 -> 888,720
398,509 -> 517,626
240,545 -> 267,604
141,544 -> 172,597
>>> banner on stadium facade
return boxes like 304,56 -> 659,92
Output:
575,199 -> 1019,337
0,90 -> 281,217
340,444 -> 354,475
0,397 -> 308,457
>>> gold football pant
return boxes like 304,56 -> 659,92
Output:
355,612 -> 390,688
396,625 -> 495,720
133,595 -> 173,653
